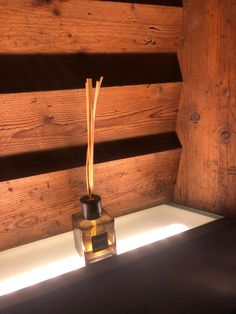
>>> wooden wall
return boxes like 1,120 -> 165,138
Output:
0,0 -> 182,251
175,0 -> 236,217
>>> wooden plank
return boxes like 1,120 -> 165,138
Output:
0,1 -> 182,54
0,83 -> 182,157
0,148 -> 181,251
175,0 -> 236,217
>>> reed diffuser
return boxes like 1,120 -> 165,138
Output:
72,77 -> 116,264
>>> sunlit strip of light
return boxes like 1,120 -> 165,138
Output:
0,255 -> 85,297
0,223 -> 189,297
116,223 -> 189,255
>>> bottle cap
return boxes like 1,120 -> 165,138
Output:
80,194 -> 102,220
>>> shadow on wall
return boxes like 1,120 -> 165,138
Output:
102,0 -> 182,6
0,53 -> 182,93
0,132 -> 181,181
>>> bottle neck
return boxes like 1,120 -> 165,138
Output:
80,194 -> 102,220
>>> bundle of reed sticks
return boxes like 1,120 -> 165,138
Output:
85,77 -> 103,200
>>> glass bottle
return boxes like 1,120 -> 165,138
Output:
72,194 -> 116,264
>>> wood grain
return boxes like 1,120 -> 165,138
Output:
0,83 -> 182,157
0,148 -> 181,251
175,0 -> 236,217
0,0 -> 182,54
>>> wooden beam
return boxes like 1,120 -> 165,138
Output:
0,83 -> 182,157
175,0 -> 236,217
0,1 -> 182,53
0,148 -> 181,251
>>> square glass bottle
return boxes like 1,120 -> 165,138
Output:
72,194 -> 116,264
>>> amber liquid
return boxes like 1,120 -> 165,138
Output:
72,211 -> 116,264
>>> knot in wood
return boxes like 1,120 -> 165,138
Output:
44,115 -> 54,124
220,130 -> 231,142
190,111 -> 200,124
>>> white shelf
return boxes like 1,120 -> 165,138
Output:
0,203 -> 220,296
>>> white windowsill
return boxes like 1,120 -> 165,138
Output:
0,203 -> 221,297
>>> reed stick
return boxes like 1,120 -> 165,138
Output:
85,77 -> 103,199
